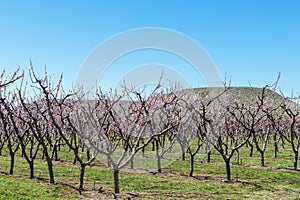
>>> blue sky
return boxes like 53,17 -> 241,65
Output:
1,1 -> 299,95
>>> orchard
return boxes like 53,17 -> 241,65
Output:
0,67 -> 299,199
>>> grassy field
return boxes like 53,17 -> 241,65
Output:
0,143 -> 300,200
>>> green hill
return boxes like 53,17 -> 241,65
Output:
180,86 -> 291,105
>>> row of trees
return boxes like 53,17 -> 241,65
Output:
0,67 -> 299,194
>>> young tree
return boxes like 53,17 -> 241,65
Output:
176,94 -> 211,177
209,104 -> 250,181
228,87 -> 274,167
3,96 -> 41,179
148,91 -> 183,173
206,88 -> 253,181
47,94 -> 98,190
280,103 -> 300,170
0,68 -> 23,157
17,67 -> 60,184
0,68 -> 23,175
73,85 -> 180,194
0,99 -> 19,175
266,100 -> 300,170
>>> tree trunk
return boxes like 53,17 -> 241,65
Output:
294,151 -> 298,170
87,150 -> 91,161
142,146 -> 145,157
260,150 -> 265,167
8,140 -> 16,175
248,142 -> 253,157
113,169 -> 120,194
107,155 -> 111,167
207,151 -> 211,163
225,158 -> 231,181
29,161 -> 34,179
81,142 -> 85,153
181,145 -> 185,161
45,154 -> 55,184
152,141 -> 155,151
30,143 -> 33,158
48,160 -> 55,184
73,156 -> 77,165
157,154 -> 162,173
281,138 -> 285,149
189,154 -> 194,177
53,145 -> 58,161
9,153 -> 15,175
0,142 -> 4,156
130,158 -> 134,169
156,140 -> 162,173
58,139 -> 61,151
79,164 -> 86,190
273,134 -> 278,158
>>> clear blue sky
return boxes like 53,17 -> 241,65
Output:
1,1 -> 299,96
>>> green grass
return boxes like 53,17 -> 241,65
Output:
0,171 -> 79,200
0,141 -> 300,199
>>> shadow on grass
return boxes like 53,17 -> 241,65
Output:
35,176 -> 82,195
